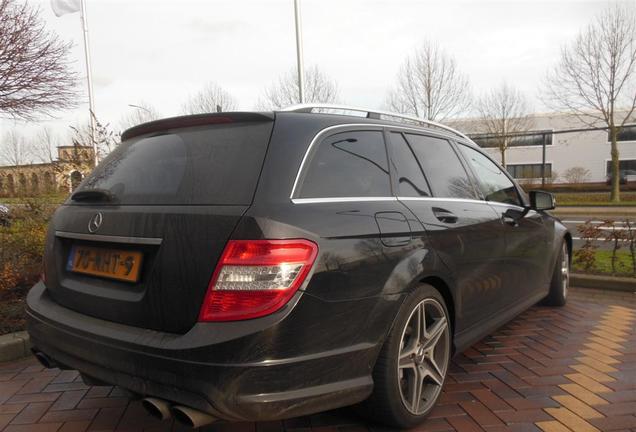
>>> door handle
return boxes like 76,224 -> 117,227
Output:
432,207 -> 458,224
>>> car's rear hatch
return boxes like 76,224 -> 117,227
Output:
44,113 -> 274,334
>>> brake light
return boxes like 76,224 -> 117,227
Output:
198,239 -> 318,322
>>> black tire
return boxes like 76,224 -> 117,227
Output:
545,241 -> 569,306
358,284 -> 451,429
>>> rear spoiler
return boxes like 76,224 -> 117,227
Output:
121,112 -> 275,141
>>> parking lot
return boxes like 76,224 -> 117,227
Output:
0,287 -> 634,432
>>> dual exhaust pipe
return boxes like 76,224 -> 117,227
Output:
32,351 -> 216,429
141,397 -> 216,429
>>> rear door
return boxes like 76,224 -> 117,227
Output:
44,115 -> 274,333
387,131 -> 507,333
456,143 -> 552,302
289,126 -> 415,301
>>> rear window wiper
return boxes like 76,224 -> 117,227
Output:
71,189 -> 115,202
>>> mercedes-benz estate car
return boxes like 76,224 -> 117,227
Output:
26,105 -> 571,429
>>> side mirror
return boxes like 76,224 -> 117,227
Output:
530,190 -> 555,211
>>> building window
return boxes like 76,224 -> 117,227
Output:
606,159 -> 636,174
610,125 -> 636,142
7,174 -> 14,195
70,171 -> 83,191
507,163 -> 552,179
18,173 -> 27,193
470,131 -> 553,148
43,172 -> 54,192
31,173 -> 39,194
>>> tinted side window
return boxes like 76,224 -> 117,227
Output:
389,132 -> 431,197
459,144 -> 522,206
405,134 -> 477,199
298,130 -> 391,198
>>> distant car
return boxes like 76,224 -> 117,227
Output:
0,204 -> 10,227
606,169 -> 636,185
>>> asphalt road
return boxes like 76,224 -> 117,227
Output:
557,215 -> 635,250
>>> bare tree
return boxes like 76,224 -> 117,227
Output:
476,83 -> 533,167
32,126 -> 60,164
0,0 -> 77,120
0,129 -> 31,166
543,4 -> 636,202
181,83 -> 237,114
257,65 -> 339,109
386,41 -> 471,121
563,166 -> 591,184
71,115 -> 119,162
119,102 -> 160,132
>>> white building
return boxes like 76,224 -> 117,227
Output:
452,112 -> 636,184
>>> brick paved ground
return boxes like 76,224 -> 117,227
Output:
0,287 -> 634,432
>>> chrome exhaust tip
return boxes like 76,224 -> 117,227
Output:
141,397 -> 172,421
171,405 -> 216,428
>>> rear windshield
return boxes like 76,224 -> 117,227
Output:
74,122 -> 273,205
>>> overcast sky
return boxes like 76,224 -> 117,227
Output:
1,0 -> 614,143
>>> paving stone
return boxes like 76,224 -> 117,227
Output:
0,287 -> 633,431
10,401 -> 53,425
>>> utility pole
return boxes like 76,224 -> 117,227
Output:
294,0 -> 305,103
80,0 -> 97,166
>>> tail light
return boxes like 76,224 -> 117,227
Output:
198,239 -> 318,322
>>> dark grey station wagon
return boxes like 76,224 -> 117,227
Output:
27,105 -> 570,429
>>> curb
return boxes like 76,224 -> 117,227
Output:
571,273 -> 636,292
0,331 -> 31,362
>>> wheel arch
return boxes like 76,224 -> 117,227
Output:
563,231 -> 572,263
383,273 -> 457,356
419,276 -> 456,351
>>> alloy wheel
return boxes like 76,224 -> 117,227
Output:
561,244 -> 569,299
397,298 -> 450,415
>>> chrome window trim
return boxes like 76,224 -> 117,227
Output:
289,195 -> 531,210
291,197 -> 397,204
56,231 -> 163,245
289,123 -> 473,202
397,196 -> 486,205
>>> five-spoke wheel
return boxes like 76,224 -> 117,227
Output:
358,284 -> 451,428
398,298 -> 450,415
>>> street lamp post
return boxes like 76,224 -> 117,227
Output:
294,0 -> 305,104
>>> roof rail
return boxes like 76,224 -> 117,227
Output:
280,103 -> 471,141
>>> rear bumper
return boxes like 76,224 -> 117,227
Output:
26,282 -> 375,421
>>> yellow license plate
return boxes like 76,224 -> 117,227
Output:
67,245 -> 143,283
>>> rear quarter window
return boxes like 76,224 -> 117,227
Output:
75,122 -> 273,205
296,130 -> 391,199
